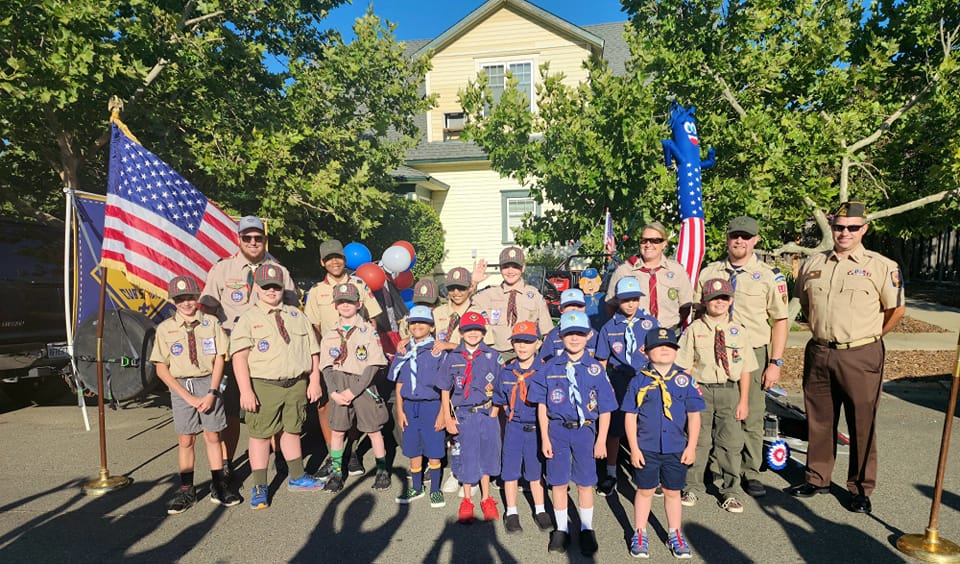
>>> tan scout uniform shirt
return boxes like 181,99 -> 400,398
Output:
677,317 -> 758,384
796,245 -> 903,343
304,274 -> 383,336
606,257 -> 693,329
150,312 -> 227,378
318,318 -> 387,374
200,253 -> 298,332
433,301 -> 472,345
230,301 -> 319,380
470,283 -> 553,352
696,255 -> 789,348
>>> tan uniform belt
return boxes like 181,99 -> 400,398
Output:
814,336 -> 880,350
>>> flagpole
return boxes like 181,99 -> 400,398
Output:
64,187 -> 91,431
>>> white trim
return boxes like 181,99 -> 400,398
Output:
476,57 -> 537,113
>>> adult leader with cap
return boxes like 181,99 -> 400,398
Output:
789,201 -> 905,514
199,215 -> 299,478
606,221 -> 693,331
695,216 -> 788,498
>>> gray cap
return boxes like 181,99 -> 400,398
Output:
238,216 -> 265,233
320,239 -> 345,262
726,216 -> 759,236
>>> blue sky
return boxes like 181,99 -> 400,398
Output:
325,0 -> 629,42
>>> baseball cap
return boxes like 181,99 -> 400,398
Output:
460,311 -> 487,333
615,277 -> 644,300
645,327 -> 679,350
168,275 -> 201,299
319,239 -> 345,262
560,288 -> 586,308
702,278 -> 734,302
445,267 -> 472,289
254,264 -> 284,288
407,305 -> 435,325
238,216 -> 265,233
510,321 -> 540,343
559,310 -> 590,336
332,283 -> 360,303
499,246 -> 525,267
727,216 -> 759,236
412,279 -> 439,305
581,268 -> 599,280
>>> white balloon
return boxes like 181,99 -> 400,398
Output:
381,245 -> 412,274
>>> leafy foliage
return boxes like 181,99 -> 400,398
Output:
366,196 -> 445,279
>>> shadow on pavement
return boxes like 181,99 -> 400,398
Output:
882,379 -> 960,417
423,518 -> 518,564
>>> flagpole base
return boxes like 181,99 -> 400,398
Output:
897,529 -> 960,563
83,469 -> 132,496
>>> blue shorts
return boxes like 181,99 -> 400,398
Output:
545,422 -> 598,487
632,451 -> 687,491
608,370 -> 631,436
454,409 -> 501,485
501,419 -> 543,482
401,399 -> 445,460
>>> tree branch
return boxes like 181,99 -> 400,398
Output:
867,188 -> 960,221
702,63 -> 747,119
846,86 -> 930,154
804,196 -> 832,247
184,10 -> 224,29
290,195 -> 334,215
771,242 -> 821,256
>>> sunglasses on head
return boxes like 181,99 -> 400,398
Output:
241,234 -> 265,243
728,232 -> 754,240
640,237 -> 665,245
832,224 -> 865,233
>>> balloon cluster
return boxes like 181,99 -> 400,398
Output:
343,240 -> 418,308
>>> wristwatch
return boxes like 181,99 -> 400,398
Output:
768,359 -> 783,367
207,388 -> 222,397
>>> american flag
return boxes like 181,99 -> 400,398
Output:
603,208 -> 616,255
101,123 -> 239,298
675,161 -> 705,286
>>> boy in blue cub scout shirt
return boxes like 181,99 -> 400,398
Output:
622,328 -> 705,559
595,276 -> 659,497
537,288 -> 598,363
496,321 -> 551,534
529,310 -> 617,557
388,306 -> 448,508
439,311 -> 502,524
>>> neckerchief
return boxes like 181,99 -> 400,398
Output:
334,326 -> 358,367
392,337 -> 434,392
508,366 -> 537,421
636,367 -> 675,420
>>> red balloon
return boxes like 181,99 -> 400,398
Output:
355,263 -> 386,291
392,240 -> 416,261
393,270 -> 414,290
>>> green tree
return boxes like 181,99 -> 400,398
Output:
366,196 -> 445,279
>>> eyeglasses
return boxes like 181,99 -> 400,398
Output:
832,224 -> 865,233
640,237 -> 665,245
241,235 -> 265,243
728,232 -> 754,240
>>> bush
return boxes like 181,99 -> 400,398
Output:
366,196 -> 445,278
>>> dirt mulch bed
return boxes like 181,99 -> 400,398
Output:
794,316 -> 947,334
778,348 -> 955,394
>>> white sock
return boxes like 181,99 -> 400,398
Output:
535,504 -> 545,514
506,506 -> 518,516
555,508 -> 568,532
606,465 -> 617,478
580,507 -> 594,530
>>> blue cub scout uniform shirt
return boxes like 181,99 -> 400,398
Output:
620,362 -> 707,454
495,358 -> 544,424
537,327 -> 598,363
528,354 -> 618,423
387,342 -> 446,401
595,311 -> 658,374
438,342 -> 501,408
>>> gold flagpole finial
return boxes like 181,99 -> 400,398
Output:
108,96 -> 124,122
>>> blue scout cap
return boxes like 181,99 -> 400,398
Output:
407,305 -> 434,325
581,268 -> 599,279
560,288 -> 586,308
615,276 -> 644,299
559,310 -> 590,336
645,327 -> 679,350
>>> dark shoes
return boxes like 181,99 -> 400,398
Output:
534,511 -> 553,531
167,485 -> 196,515
597,475 -> 617,497
580,529 -> 599,556
348,452 -> 365,476
548,530 -> 571,553
788,482 -> 830,498
210,480 -> 242,506
848,494 -> 872,513
373,469 -> 391,491
744,479 -> 766,498
504,513 -> 523,534
315,457 -> 334,479
323,473 -> 345,494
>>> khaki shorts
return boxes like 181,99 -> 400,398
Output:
170,375 -> 227,435
246,378 -> 307,439
325,370 -> 389,433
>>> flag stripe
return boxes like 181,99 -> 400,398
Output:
104,206 -> 217,273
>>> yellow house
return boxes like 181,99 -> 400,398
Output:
393,0 -> 628,274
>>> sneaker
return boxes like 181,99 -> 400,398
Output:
458,498 -> 475,524
373,470 -> 391,491
167,485 -> 196,515
210,481 -> 241,507
744,479 -> 766,498
720,496 -> 744,513
630,529 -> 649,558
597,475 -> 617,497
534,511 -> 553,531
249,484 -> 269,510
442,474 -> 460,493
288,474 -> 325,492
548,530 -> 570,553
490,478 -> 502,490
654,484 -> 664,497
580,529 -> 599,556
504,513 -> 522,534
323,473 -> 344,494
667,530 -> 692,559
396,486 -> 426,504
480,496 -> 499,521
430,490 -> 446,508
680,490 -> 698,507
348,452 -> 365,476
315,456 -> 334,479
222,463 -> 233,485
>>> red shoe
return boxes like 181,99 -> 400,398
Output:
458,498 -> 475,524
481,497 -> 499,521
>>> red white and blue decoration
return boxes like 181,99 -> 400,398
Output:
766,439 -> 790,471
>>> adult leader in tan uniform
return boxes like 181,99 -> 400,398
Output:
696,216 -> 788,498
789,201 -> 904,514
198,216 -> 298,476
607,221 -> 693,330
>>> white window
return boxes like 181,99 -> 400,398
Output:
502,191 -> 538,243
481,62 -> 533,114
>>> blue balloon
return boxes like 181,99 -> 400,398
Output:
400,288 -> 415,302
407,253 -> 417,271
404,300 -> 415,310
344,242 -> 372,271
